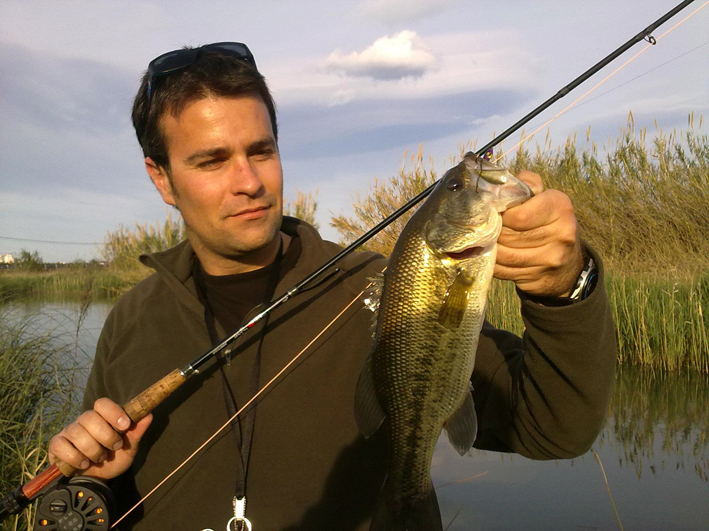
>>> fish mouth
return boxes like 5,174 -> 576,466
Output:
445,243 -> 493,260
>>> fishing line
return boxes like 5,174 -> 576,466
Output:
110,280 -> 378,528
499,0 -> 709,160
563,40 -> 709,114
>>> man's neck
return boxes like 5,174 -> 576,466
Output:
194,232 -> 292,276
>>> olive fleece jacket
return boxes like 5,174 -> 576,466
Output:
82,217 -> 616,531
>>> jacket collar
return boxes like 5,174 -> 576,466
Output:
138,216 -> 333,301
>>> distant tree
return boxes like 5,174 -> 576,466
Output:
284,189 -> 319,229
17,249 -> 44,272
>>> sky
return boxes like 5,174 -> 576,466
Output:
1,0 -> 707,262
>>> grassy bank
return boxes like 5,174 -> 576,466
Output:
0,268 -> 148,301
0,306 -> 87,530
485,272 -> 709,373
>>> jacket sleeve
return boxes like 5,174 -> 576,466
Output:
471,245 -> 617,459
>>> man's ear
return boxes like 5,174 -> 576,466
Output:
145,157 -> 177,206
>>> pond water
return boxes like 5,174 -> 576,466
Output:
3,301 -> 708,530
433,367 -> 709,530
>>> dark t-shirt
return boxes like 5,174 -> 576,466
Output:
200,236 -> 302,334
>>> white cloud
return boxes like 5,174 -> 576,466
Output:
325,30 -> 437,81
327,88 -> 358,106
359,0 -> 454,24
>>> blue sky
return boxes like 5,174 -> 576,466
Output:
1,0 -> 707,262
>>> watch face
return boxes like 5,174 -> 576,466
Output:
571,257 -> 597,301
582,270 -> 599,299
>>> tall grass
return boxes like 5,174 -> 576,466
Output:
610,273 -> 709,373
332,116 -> 709,372
507,112 -> 709,276
0,267 -> 141,301
284,189 -> 320,229
101,211 -> 187,271
331,147 -> 437,256
0,302 -> 88,530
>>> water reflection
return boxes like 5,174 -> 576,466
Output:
601,367 -> 709,483
432,367 -> 709,530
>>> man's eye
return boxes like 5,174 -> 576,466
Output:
253,149 -> 274,158
198,159 -> 223,168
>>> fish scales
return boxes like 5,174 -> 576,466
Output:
355,152 -> 533,531
374,222 -> 492,499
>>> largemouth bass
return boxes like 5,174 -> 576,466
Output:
354,152 -> 533,531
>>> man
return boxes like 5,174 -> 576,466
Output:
48,43 -> 616,530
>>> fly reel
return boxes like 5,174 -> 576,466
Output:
34,477 -> 114,531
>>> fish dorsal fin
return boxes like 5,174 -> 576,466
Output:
437,269 -> 475,329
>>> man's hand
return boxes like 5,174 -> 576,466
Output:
495,171 -> 584,297
48,398 -> 152,480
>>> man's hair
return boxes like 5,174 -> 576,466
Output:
131,50 -> 278,172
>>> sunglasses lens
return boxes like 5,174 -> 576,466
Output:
149,49 -> 198,75
204,42 -> 257,69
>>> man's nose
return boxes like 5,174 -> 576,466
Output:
229,160 -> 264,197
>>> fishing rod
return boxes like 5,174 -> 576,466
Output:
0,0 -> 699,526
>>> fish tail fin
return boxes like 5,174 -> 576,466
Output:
370,481 -> 443,531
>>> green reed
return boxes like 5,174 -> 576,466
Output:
101,211 -> 186,271
0,268 -> 144,301
0,303 -> 88,530
507,112 -> 709,276
485,272 -> 709,373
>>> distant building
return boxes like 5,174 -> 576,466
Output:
2,254 -> 15,264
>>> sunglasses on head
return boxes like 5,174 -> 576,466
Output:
146,42 -> 257,106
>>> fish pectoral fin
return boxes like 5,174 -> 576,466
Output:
444,384 -> 478,456
354,356 -> 386,438
437,269 -> 474,329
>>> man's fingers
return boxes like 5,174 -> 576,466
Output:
49,434 -> 91,470
77,409 -> 125,453
497,224 -> 553,248
93,397 -> 132,432
502,189 -> 571,232
496,242 -> 572,270
494,262 -> 545,283
516,171 -> 544,195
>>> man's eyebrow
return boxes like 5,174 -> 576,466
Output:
183,147 -> 232,166
246,138 -> 277,156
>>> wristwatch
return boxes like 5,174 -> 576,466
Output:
569,255 -> 598,302
525,253 -> 599,306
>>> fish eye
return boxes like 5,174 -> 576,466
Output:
447,177 -> 463,192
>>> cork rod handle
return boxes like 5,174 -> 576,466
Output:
25,369 -> 187,492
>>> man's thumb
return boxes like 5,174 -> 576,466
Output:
122,414 -> 153,454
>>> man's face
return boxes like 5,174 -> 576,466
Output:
147,95 -> 283,272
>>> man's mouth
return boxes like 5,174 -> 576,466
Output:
230,205 -> 270,218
